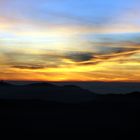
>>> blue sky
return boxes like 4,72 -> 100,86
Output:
0,0 -> 140,45
1,0 -> 140,27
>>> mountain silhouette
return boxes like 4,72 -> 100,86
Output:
0,81 -> 95,103
0,81 -> 140,134
27,82 -> 58,87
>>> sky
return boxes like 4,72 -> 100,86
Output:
0,0 -> 140,82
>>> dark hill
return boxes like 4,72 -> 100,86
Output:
0,80 -> 13,86
27,82 -> 58,87
0,82 -> 140,135
0,82 -> 95,103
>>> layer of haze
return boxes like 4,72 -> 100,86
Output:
0,0 -> 140,82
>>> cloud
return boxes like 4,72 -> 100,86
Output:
0,34 -> 140,82
12,65 -> 46,70
1,40 -> 140,70
66,52 -> 94,62
75,42 -> 140,66
1,51 -> 74,70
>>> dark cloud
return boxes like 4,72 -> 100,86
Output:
76,46 -> 140,66
66,52 -> 94,62
78,61 -> 101,66
110,47 -> 136,54
95,45 -> 137,55
12,65 -> 45,70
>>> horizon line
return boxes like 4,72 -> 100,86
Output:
2,80 -> 140,83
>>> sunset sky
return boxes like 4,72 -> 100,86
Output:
0,0 -> 140,82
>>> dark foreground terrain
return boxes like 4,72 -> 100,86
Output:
0,81 -> 140,135
0,96 -> 140,135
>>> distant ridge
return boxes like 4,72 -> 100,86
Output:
27,82 -> 57,87
127,91 -> 140,96
1,81 -> 140,103
0,80 -> 12,86
0,81 -> 95,103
